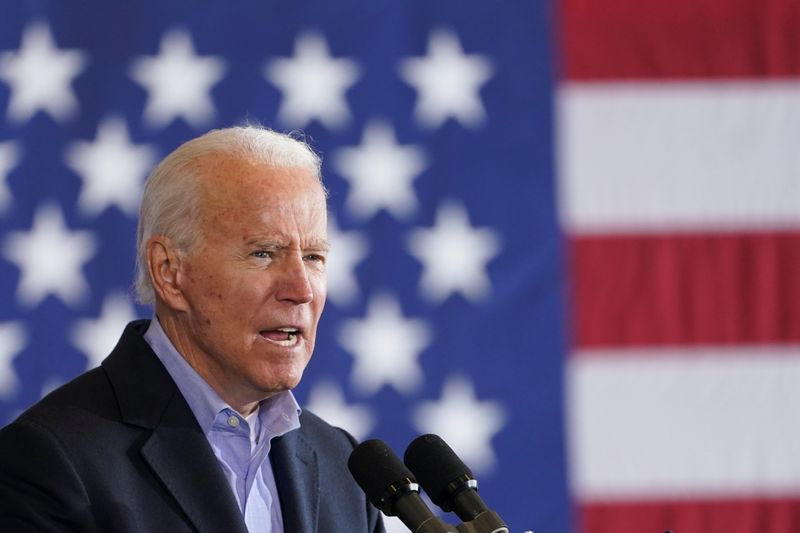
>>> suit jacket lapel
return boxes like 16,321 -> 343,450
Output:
103,320 -> 248,533
271,429 -> 319,533
140,394 -> 247,533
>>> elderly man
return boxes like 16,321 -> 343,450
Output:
0,126 -> 384,533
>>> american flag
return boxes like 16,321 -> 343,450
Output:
0,2 -> 798,532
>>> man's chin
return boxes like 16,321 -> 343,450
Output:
257,372 -> 305,396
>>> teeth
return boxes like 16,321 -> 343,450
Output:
266,327 -> 300,347
273,337 -> 298,347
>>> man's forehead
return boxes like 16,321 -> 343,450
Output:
195,158 -> 324,204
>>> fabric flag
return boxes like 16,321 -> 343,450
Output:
560,0 -> 800,532
3,1 -> 793,532
0,2 -> 566,532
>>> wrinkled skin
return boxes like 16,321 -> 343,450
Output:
150,155 -> 328,415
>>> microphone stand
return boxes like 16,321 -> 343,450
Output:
453,512 -> 509,533
409,509 -> 507,533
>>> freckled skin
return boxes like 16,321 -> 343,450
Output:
154,155 -> 328,415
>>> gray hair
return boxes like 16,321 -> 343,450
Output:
134,125 -> 322,305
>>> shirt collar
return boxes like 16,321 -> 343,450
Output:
143,316 -> 301,437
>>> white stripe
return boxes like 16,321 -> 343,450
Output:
558,81 -> 800,233
567,346 -> 800,500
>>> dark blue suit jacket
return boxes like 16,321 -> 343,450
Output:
0,320 -> 384,533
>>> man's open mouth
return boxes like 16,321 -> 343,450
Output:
260,327 -> 301,347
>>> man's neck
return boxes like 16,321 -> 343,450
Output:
152,307 -> 261,416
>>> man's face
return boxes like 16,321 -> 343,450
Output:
173,155 -> 328,410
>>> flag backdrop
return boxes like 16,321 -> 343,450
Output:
561,0 -> 800,532
0,1 -> 798,532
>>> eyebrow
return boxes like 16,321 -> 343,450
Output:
244,237 -> 330,252
306,240 -> 331,252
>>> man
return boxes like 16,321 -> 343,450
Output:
0,126 -> 384,533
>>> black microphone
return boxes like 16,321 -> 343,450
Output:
404,434 -> 508,533
348,439 -> 457,533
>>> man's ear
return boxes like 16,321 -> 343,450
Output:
146,236 -> 189,311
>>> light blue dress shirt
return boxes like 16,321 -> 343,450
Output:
144,317 -> 301,533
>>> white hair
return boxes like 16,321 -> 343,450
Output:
134,125 -> 322,305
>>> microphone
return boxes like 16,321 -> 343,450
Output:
348,439 -> 457,533
404,434 -> 508,533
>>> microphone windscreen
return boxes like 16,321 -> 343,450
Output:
404,434 -> 472,508
348,439 -> 416,511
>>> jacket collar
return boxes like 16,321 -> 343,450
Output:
102,320 -> 248,533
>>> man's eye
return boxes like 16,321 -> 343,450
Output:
252,250 -> 272,259
304,253 -> 326,263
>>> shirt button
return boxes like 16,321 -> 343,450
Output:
227,415 -> 240,428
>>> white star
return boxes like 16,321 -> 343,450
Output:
398,28 -> 493,130
338,293 -> 430,396
304,381 -> 374,441
0,141 -> 21,213
327,217 -> 369,307
130,27 -> 226,128
3,203 -> 96,308
0,321 -> 27,398
382,515 -> 412,533
65,116 -> 157,217
334,121 -> 427,220
71,292 -> 137,369
413,375 -> 507,474
264,31 -> 360,130
407,201 -> 501,304
0,22 -> 87,124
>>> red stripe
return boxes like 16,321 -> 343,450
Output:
580,498 -> 800,533
559,0 -> 800,80
570,232 -> 800,347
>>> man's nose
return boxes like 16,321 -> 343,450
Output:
276,253 -> 314,304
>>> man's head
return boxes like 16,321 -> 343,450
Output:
136,126 -> 328,413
